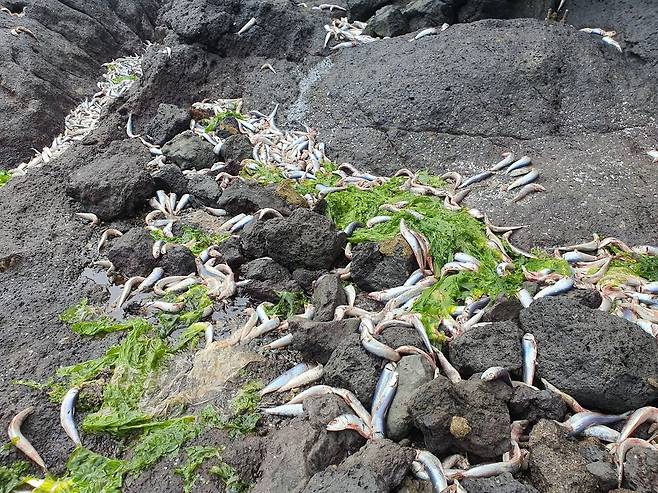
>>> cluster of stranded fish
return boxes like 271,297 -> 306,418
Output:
7,92 -> 655,490
4,27 -> 658,487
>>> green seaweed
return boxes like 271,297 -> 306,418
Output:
111,74 -> 138,84
158,286 -> 214,338
201,383 -> 263,438
0,171 -> 10,189
125,417 -> 199,474
631,255 -> 658,282
60,299 -> 149,336
203,111 -> 246,133
67,447 -> 125,493
0,461 -> 29,493
240,161 -> 340,197
151,227 -> 229,256
210,463 -> 251,493
175,446 -> 222,493
266,291 -> 308,320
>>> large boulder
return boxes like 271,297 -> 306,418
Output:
0,0 -> 155,168
623,446 -> 658,493
216,181 -> 298,217
107,227 -> 157,277
152,162 -> 188,196
67,141 -> 155,221
386,355 -> 434,441
186,174 -> 222,206
157,245 -> 196,277
254,394 -> 364,493
144,103 -> 190,146
311,274 -> 347,322
241,209 -> 346,271
324,333 -> 382,405
519,297 -> 658,413
301,18 -> 658,248
528,420 -> 601,493
409,375 -> 512,459
302,439 -> 415,493
449,320 -> 523,377
241,258 -> 291,283
350,238 -> 417,292
290,318 -> 361,365
161,130 -> 216,171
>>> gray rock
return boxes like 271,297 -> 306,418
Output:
324,333 -> 382,405
519,297 -> 658,413
402,0 -> 454,31
106,227 -> 157,277
364,5 -> 409,38
290,318 -> 361,365
162,130 -> 216,171
345,0 -> 392,20
241,258 -> 291,283
293,269 -> 327,293
186,174 -> 222,206
152,162 -> 188,196
448,321 -> 523,378
222,436 -> 266,483
386,355 -> 434,441
239,279 -> 301,303
311,274 -> 347,322
157,245 -> 196,277
0,0 -> 155,167
409,376 -> 512,459
214,236 -> 245,269
302,439 -> 415,493
461,473 -> 540,493
482,296 -> 523,323
221,134 -> 253,163
457,0 -> 552,23
623,446 -> 658,493
586,461 -> 618,493
241,209 -> 346,271
144,103 -> 190,146
254,394 -> 364,493
528,420 -> 600,493
305,18 -> 658,248
351,239 -> 417,292
562,288 -> 603,309
509,385 -> 568,423
67,141 -> 155,221
216,181 -> 296,217
379,324 -> 425,351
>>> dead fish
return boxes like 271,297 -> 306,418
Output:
647,150 -> 658,163
452,441 -> 525,479
602,36 -> 622,52
260,63 -> 276,74
412,27 -> 439,41
75,212 -> 99,226
261,363 -> 311,396
558,234 -> 600,252
534,277 -> 574,299
505,156 -> 531,174
60,387 -> 82,446
522,333 -> 537,386
541,378 -> 588,413
458,170 -> 493,189
8,407 -> 47,470
277,364 -> 324,392
502,231 -> 537,259
490,152 -> 515,171
326,413 -> 372,439
286,385 -> 335,404
263,404 -> 304,417
435,350 -> 462,383
481,367 -> 513,387
617,406 -> 658,443
113,276 -> 145,308
97,228 -> 123,253
415,450 -> 448,491
237,17 -> 257,35
145,300 -> 185,313
507,168 -> 539,191
262,333 -> 294,350
360,325 -> 401,361
10,26 -> 36,38
512,183 -> 546,202
561,410 -> 630,436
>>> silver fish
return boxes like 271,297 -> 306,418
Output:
481,367 -> 513,387
505,156 -> 531,174
490,152 -> 515,171
326,413 -> 372,439
415,450 -> 448,491
60,387 -> 82,446
458,170 -> 493,189
522,333 -> 537,386
261,363 -> 311,395
263,404 -> 305,417
286,385 -> 334,405
360,325 -> 401,361
277,364 -> 324,392
237,17 -> 257,35
617,406 -> 658,443
534,277 -> 574,299
512,183 -> 546,202
371,371 -> 398,438
562,410 -> 629,436
507,168 -> 539,191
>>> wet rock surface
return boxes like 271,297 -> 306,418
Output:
449,320 -> 523,377
509,385 -> 568,423
158,244 -> 196,276
67,140 -> 155,221
216,180 -> 296,217
623,446 -> 658,493
410,376 -> 512,459
106,227 -> 157,277
519,297 -> 658,413
351,239 -> 417,292
528,420 -> 601,493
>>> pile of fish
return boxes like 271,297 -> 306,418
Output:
10,55 -> 142,177
4,40 -> 658,491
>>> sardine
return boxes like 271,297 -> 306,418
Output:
263,404 -> 305,417
277,364 -> 324,392
490,152 -> 515,171
237,17 -> 257,35
534,277 -> 574,299
262,333 -> 294,350
522,333 -> 537,386
512,183 -> 546,202
415,450 -> 448,491
458,170 -> 493,189
517,288 -> 534,308
136,267 -> 164,293
287,385 -> 334,404
261,363 -> 311,396
360,326 -> 401,361
507,169 -> 539,191
505,156 -> 531,174
60,388 -> 82,446
562,410 -> 630,436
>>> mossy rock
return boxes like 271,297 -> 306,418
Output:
274,181 -> 308,208
378,235 -> 413,258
